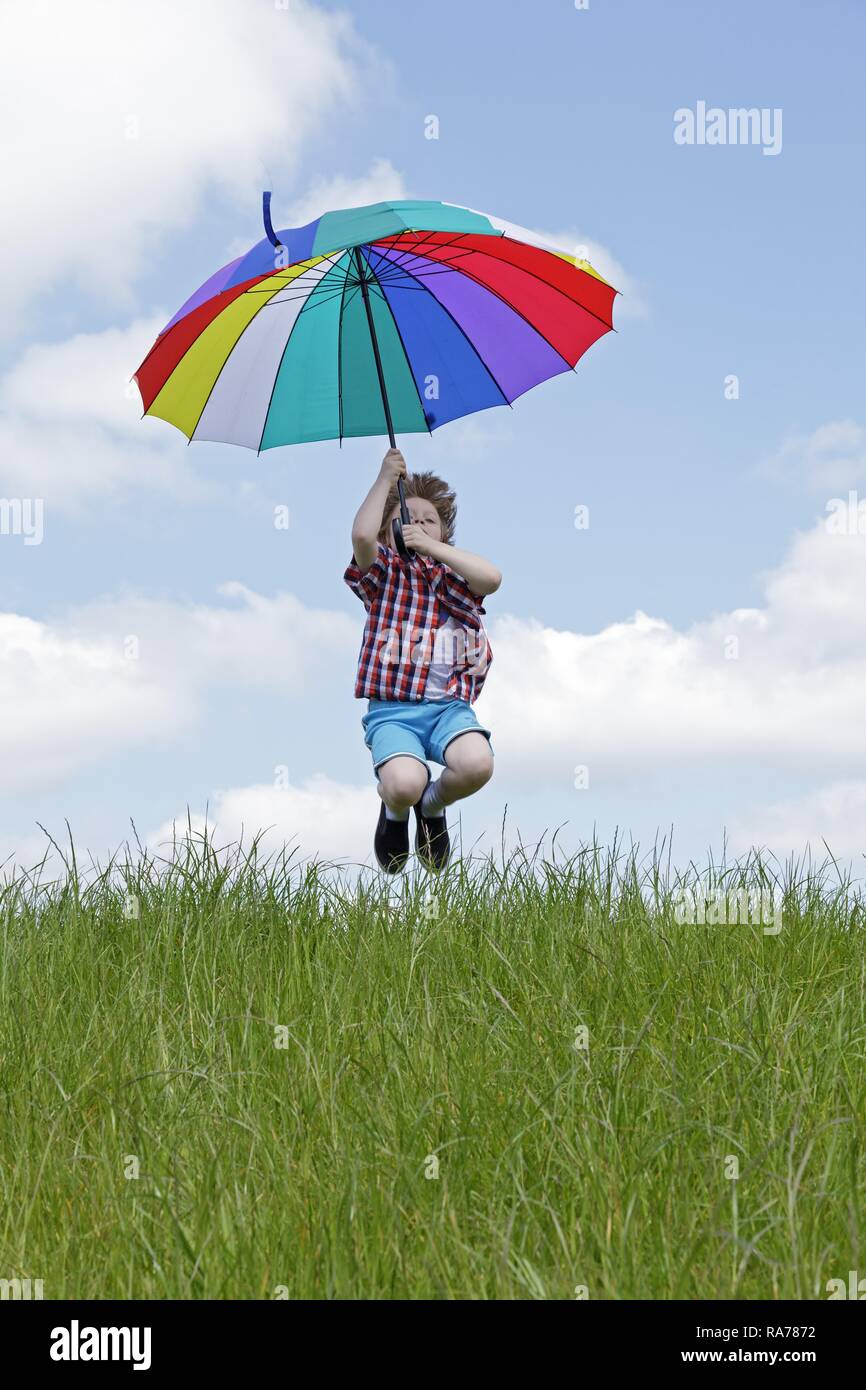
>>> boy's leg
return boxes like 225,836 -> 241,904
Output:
413,731 -> 492,871
433,731 -> 494,806
377,755 -> 430,814
373,755 -> 429,874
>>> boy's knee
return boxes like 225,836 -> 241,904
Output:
469,751 -> 494,786
378,757 -> 428,804
446,735 -> 494,785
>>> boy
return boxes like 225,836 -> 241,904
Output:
345,448 -> 501,873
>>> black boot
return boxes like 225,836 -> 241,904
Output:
374,799 -> 410,873
413,768 -> 451,871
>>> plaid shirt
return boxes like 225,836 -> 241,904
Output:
344,541 -> 493,703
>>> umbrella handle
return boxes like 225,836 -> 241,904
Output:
392,475 -> 413,559
262,191 -> 283,251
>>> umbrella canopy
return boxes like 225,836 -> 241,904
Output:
133,198 -> 617,450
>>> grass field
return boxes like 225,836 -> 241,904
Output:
1,825 -> 864,1300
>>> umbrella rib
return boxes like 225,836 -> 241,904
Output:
494,234 -> 617,330
181,257 -> 351,444
369,244 -> 455,293
363,245 -> 511,413
382,240 -> 615,349
245,253 -> 348,301
396,245 -> 479,271
414,234 -> 617,332
359,245 -> 433,440
337,250 -> 352,447
365,260 -> 473,284
410,254 -> 577,370
256,251 -> 351,455
372,229 -> 475,274
268,281 -> 352,312
366,252 -> 482,286
376,232 -> 616,334
239,248 -> 349,299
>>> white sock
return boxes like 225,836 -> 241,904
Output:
384,802 -> 410,821
420,776 -> 446,818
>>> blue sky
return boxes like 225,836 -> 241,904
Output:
2,0 -> 866,876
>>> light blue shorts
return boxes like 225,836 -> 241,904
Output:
361,697 -> 494,779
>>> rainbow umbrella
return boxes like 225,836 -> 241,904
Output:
134,197 -> 617,553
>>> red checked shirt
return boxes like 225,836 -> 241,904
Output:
344,542 -> 493,704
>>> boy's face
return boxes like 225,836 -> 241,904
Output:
382,496 -> 444,547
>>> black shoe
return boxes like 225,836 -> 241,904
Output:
374,799 -> 410,874
414,771 -> 451,871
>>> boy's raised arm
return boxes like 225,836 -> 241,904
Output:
350,448 -> 407,572
418,539 -> 502,597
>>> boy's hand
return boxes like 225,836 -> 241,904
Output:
400,523 -> 440,557
378,448 -> 407,486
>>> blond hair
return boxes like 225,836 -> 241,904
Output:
377,470 -> 457,546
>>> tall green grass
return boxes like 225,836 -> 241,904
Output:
1,824 -> 864,1299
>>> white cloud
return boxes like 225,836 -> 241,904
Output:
0,829 -> 62,879
146,778 -> 522,882
763,420 -> 866,490
66,584 -> 356,693
0,611 -> 185,794
0,316 -> 214,508
480,514 -> 866,780
0,0 -> 375,329
1,318 -> 163,434
729,781 -> 866,863
148,776 -> 379,871
0,584 -> 356,796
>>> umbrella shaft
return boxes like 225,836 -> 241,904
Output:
353,247 -> 407,519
